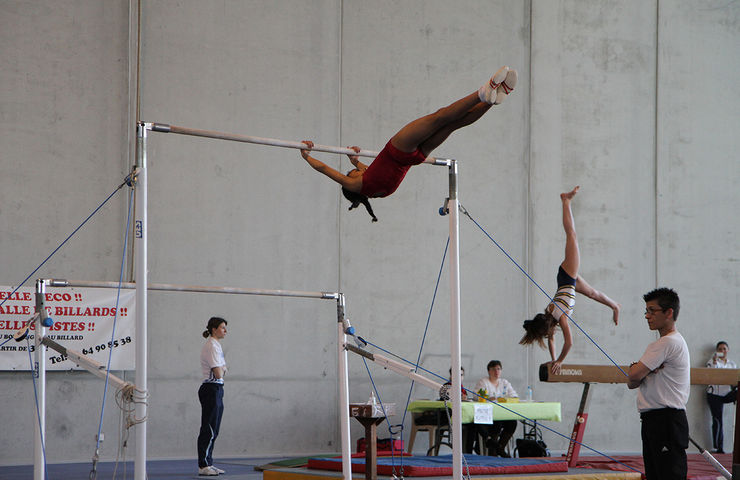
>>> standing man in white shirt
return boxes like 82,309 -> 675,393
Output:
627,288 -> 689,480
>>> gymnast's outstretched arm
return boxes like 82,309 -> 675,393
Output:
346,146 -> 369,171
548,317 -> 573,375
300,140 -> 363,193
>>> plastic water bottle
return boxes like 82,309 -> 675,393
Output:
527,385 -> 533,402
368,390 -> 377,405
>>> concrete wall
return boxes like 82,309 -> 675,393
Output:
1,0 -> 738,464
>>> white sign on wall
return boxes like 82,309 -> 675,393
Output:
0,286 -> 136,371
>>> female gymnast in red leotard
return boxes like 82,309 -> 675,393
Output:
299,66 -> 517,222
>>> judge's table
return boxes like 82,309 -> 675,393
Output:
407,399 -> 561,455
408,399 -> 561,423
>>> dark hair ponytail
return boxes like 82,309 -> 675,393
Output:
519,313 -> 557,348
203,316 -> 227,338
342,188 -> 378,222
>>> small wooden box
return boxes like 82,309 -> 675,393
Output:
349,403 -> 396,418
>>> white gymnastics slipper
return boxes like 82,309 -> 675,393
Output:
494,68 -> 517,105
478,66 -> 509,104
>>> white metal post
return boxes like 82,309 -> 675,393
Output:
337,295 -> 352,480
134,122 -> 148,480
448,160 -> 463,480
33,280 -> 47,480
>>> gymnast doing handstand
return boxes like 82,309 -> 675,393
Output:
520,186 -> 621,375
299,66 -> 518,221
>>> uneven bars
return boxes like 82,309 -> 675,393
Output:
146,122 -> 451,166
57,279 -> 339,300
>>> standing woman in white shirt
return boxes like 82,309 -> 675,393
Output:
197,317 -> 228,476
706,341 -> 737,454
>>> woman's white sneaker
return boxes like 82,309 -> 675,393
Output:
198,465 -> 219,476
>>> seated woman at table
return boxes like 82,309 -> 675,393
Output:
473,360 -> 518,457
440,366 -> 468,402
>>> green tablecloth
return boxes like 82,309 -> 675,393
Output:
407,400 -> 561,423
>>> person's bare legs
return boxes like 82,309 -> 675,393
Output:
389,67 -> 510,154
575,275 -> 621,325
559,186 -> 580,279
390,92 -> 484,153
418,101 -> 494,156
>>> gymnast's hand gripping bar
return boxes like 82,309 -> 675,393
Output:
146,122 -> 452,166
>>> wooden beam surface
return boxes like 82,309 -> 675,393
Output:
539,363 -> 740,385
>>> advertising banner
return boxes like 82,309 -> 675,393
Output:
0,285 -> 136,370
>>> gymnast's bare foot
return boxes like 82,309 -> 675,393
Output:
561,186 -> 580,202
612,303 -> 621,326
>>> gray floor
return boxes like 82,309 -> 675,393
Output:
0,457 -> 274,480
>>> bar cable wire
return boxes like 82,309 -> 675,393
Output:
90,183 -> 136,480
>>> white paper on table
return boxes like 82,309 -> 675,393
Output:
473,403 -> 493,424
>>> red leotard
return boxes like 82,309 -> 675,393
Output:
360,141 -> 427,198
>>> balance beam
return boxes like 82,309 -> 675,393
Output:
539,363 -> 740,385
540,363 -> 740,469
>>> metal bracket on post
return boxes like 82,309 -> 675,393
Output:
439,198 -> 450,216
124,166 -> 141,189
35,280 -> 55,329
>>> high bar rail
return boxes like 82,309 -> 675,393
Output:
146,122 -> 452,166
55,279 -> 339,300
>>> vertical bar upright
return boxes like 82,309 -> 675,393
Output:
448,160 -> 463,480
733,379 -> 740,478
336,294 -> 352,480
134,122 -> 149,480
33,280 -> 47,480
